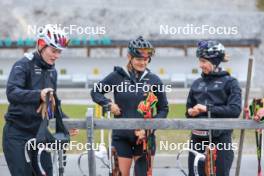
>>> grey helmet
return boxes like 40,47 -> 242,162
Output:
196,40 -> 225,66
128,36 -> 155,62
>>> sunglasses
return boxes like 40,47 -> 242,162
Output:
134,57 -> 150,62
138,48 -> 154,57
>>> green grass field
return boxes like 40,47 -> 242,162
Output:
0,104 -> 257,154
257,0 -> 264,11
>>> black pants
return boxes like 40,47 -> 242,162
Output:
2,122 -> 52,176
188,133 -> 234,176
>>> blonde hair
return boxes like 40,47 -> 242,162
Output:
222,54 -> 230,62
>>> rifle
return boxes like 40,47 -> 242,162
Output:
204,147 -> 217,176
204,104 -> 216,176
111,147 -> 122,176
249,98 -> 264,176
135,92 -> 158,176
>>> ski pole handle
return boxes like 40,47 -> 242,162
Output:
207,104 -> 213,119
103,104 -> 111,115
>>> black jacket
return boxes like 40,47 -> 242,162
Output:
5,52 -> 57,134
186,71 -> 242,137
91,66 -> 169,138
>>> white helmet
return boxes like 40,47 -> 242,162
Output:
37,24 -> 69,50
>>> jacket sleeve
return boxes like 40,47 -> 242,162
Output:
153,78 -> 169,119
6,61 -> 41,104
211,78 -> 242,118
90,72 -> 116,106
185,87 -> 197,118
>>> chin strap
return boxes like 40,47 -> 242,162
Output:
128,59 -> 145,81
38,44 -> 48,55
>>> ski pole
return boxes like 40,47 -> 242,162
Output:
207,104 -> 216,176
103,104 -> 113,176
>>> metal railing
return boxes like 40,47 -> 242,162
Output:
49,107 -> 264,175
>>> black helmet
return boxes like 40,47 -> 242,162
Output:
128,36 -> 155,62
196,40 -> 225,66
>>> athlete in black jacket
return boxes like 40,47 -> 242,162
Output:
3,24 -> 69,176
186,40 -> 242,176
91,36 -> 169,176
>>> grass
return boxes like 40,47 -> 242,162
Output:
257,0 -> 264,11
0,104 -> 8,153
0,104 -> 258,154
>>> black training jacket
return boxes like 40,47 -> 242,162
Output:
186,70 -> 242,137
91,66 -> 169,139
5,52 -> 57,134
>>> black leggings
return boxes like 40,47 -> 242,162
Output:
2,122 -> 52,176
112,134 -> 156,158
188,133 -> 234,176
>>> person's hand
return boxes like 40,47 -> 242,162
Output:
193,104 -> 207,113
188,108 -> 200,117
109,102 -> 121,116
37,88 -> 55,118
69,128 -> 79,136
135,129 -> 146,144
40,88 -> 54,102
254,108 -> 264,122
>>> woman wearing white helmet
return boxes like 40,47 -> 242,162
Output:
3,24 -> 70,176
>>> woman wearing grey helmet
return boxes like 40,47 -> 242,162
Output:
91,36 -> 168,176
186,40 -> 242,176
